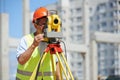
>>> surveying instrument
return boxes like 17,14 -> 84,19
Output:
30,11 -> 74,80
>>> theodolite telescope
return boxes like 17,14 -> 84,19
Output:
43,12 -> 63,43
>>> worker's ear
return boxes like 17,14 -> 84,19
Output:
33,20 -> 38,25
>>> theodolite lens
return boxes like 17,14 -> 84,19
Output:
54,18 -> 58,24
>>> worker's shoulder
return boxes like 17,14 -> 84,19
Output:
24,33 -> 34,38
24,33 -> 34,41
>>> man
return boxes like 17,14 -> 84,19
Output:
16,7 -> 60,80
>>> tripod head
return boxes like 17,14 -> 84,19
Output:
43,10 -> 63,43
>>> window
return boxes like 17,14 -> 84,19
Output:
119,1 -> 120,5
113,10 -> 118,16
119,20 -> 120,24
109,12 -> 113,17
70,9 -> 73,13
109,2 -> 114,8
113,0 -> 117,7
70,27 -> 74,31
76,8 -> 81,13
101,13 -> 106,18
101,22 -> 107,27
97,24 -> 100,30
77,34 -> 83,41
89,7 -> 92,13
70,18 -> 74,22
97,3 -> 106,13
96,15 -> 100,20
109,0 -> 117,7
110,20 -> 118,27
77,62 -> 81,66
113,19 -> 117,26
76,25 -> 83,32
77,16 -> 82,22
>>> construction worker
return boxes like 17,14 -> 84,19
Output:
16,7 -> 60,80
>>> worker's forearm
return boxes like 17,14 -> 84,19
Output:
18,44 -> 36,65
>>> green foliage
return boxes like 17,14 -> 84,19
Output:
106,75 -> 120,80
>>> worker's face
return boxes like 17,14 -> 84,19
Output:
35,17 -> 47,33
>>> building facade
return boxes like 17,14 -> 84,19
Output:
90,0 -> 120,77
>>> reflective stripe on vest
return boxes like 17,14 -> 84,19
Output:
17,69 -> 53,76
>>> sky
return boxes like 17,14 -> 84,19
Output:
0,0 -> 57,38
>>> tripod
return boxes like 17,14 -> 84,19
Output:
30,40 -> 74,80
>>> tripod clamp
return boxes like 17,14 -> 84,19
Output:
44,43 -> 63,54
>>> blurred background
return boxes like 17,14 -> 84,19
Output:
0,0 -> 120,80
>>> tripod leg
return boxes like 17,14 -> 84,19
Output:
61,53 -> 74,80
50,54 -> 56,80
55,52 -> 69,80
39,52 -> 48,79
30,52 -> 48,80
58,61 -> 63,80
40,52 -> 48,64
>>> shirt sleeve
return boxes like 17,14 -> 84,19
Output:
16,36 -> 27,58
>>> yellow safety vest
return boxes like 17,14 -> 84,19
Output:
16,33 -> 56,80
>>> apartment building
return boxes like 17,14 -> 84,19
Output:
90,0 -> 120,78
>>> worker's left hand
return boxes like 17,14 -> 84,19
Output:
32,34 -> 44,47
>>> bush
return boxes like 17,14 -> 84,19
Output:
106,75 -> 120,80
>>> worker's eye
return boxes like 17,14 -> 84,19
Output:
36,17 -> 47,26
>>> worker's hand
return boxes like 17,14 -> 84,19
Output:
32,34 -> 44,47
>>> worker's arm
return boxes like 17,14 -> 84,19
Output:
17,44 -> 36,65
56,62 -> 61,80
18,34 -> 44,65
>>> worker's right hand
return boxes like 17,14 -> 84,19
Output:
32,34 -> 44,47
